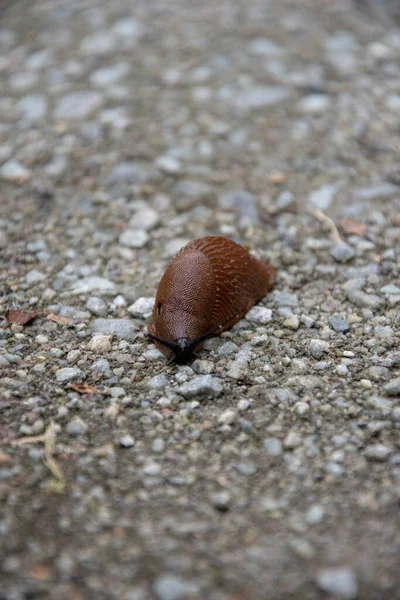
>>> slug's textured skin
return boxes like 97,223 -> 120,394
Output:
147,236 -> 275,362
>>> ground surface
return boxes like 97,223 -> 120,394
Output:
0,1 -> 399,599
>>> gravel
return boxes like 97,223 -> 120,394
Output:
383,377 -> 400,396
331,242 -> 356,263
178,375 -> 223,398
55,367 -> 83,382
316,567 -> 359,600
54,91 -> 104,120
66,417 -> 88,436
90,318 -> 138,340
1,1 -> 399,599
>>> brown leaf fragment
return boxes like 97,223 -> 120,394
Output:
30,564 -> 51,580
67,383 -> 99,394
339,218 -> 367,237
5,310 -> 42,325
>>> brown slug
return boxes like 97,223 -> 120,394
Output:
147,236 -> 275,363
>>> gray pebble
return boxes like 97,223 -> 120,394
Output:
299,94 -> 331,113
127,297 -> 154,318
316,566 -> 358,600
236,462 -> 257,476
383,378 -> 400,396
306,504 -> 325,525
264,438 -> 282,456
235,85 -> 290,110
248,38 -> 283,56
90,62 -> 130,87
210,490 -> 231,510
120,435 -> 135,448
308,184 -> 338,211
91,358 -> 112,377
86,297 -> 108,317
80,30 -> 117,55
130,208 -> 159,231
246,306 -> 272,324
56,367 -> 82,382
147,375 -> 170,390
174,180 -> 212,199
284,431 -> 302,449
153,574 -> 198,600
218,189 -> 259,224
380,284 -> 400,295
90,319 -> 137,340
70,277 -> 116,295
274,292 -> 298,307
0,160 -> 30,183
218,341 -> 239,355
178,375 -> 223,398
66,417 -> 88,436
17,95 -> 47,121
109,161 -> 149,185
192,360 -> 214,374
152,439 -> 165,453
329,317 -> 350,333
331,242 -> 355,263
156,155 -> 182,174
54,92 -> 103,120
309,339 -> 330,359
347,289 -> 383,309
67,350 -> 81,363
26,271 -> 47,286
363,444 -> 391,461
119,229 -> 149,249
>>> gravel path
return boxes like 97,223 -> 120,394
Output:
1,1 -> 399,599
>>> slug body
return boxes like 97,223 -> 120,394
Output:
147,236 -> 275,362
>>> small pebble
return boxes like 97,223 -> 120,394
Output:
66,417 -> 88,436
87,335 -> 112,354
316,567 -> 358,600
384,378 -> 400,396
246,306 -> 273,324
119,229 -> 149,249
120,435 -> 135,448
309,339 -> 329,359
264,438 -> 283,456
218,409 -> 236,425
56,367 -> 82,382
363,444 -> 391,462
127,297 -> 154,318
86,297 -> 108,317
178,375 -> 223,399
283,315 -> 299,330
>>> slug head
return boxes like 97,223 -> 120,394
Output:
146,326 -> 222,363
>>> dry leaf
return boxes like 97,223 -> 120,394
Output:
339,218 -> 367,237
67,383 -> 99,394
30,565 -> 51,580
268,171 -> 286,184
5,310 -> 42,325
47,313 -> 69,324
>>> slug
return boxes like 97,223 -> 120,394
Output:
147,236 -> 275,363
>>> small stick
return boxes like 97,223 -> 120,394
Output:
10,421 -> 65,482
312,209 -> 342,245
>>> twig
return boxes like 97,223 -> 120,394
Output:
10,421 -> 65,482
312,209 -> 342,245
44,421 -> 65,482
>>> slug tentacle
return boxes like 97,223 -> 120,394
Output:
147,236 -> 275,363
